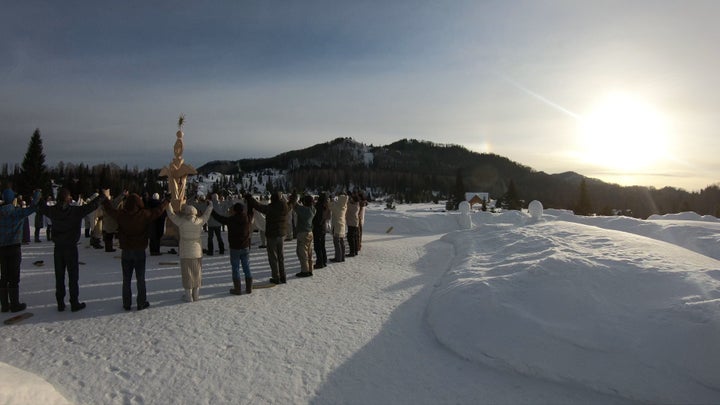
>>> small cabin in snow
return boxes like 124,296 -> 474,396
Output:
465,192 -> 489,208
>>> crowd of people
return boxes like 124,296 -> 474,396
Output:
0,180 -> 368,314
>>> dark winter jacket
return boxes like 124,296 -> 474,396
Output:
103,194 -> 168,250
38,196 -> 102,246
312,198 -> 331,233
210,208 -> 251,250
294,205 -> 315,234
0,191 -> 40,247
247,193 -> 289,238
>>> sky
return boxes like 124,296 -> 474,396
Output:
1,0 -> 719,191
2,201 -> 719,404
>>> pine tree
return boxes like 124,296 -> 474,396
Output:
453,168 -> 466,210
575,178 -> 592,216
20,128 -> 48,197
504,179 -> 522,210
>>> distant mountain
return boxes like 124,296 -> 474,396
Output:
198,137 -> 720,219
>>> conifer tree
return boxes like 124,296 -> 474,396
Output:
20,128 -> 48,197
575,178 -> 592,216
453,168 -> 466,210
504,179 -> 522,210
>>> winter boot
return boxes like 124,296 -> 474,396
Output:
182,289 -> 193,302
192,287 -> 200,302
9,288 -> 26,313
229,279 -> 242,295
245,277 -> 252,294
0,288 -> 9,312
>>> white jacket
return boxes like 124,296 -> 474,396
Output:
166,202 -> 213,259
330,194 -> 348,237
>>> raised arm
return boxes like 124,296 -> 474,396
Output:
199,201 -> 214,224
79,192 -> 103,217
165,203 -> 180,225
210,209 -> 230,225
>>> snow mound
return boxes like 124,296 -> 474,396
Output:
559,213 -> 720,261
0,362 -> 71,405
428,221 -> 720,403
648,212 -> 719,222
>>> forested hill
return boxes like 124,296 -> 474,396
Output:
198,137 -> 720,219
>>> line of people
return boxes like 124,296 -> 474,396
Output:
1,182 -> 367,314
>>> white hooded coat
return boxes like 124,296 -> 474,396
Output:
166,202 -> 213,259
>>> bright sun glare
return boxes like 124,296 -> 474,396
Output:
578,92 -> 670,171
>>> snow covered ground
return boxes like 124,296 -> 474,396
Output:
2,203 -> 719,404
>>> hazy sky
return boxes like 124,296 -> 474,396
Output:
1,1 -> 718,191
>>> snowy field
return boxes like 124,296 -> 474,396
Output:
2,203 -> 720,404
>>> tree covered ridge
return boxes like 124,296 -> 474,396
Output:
201,137 -> 720,218
3,133 -> 719,219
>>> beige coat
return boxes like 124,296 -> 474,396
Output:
330,194 -> 348,238
166,202 -> 213,259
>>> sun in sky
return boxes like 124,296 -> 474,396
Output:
577,92 -> 671,172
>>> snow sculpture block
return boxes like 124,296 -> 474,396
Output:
458,201 -> 473,229
528,200 -> 543,221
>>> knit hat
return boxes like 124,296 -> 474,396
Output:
182,205 -> 197,216
1,189 -> 15,204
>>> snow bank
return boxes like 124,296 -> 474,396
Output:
428,219 -> 720,403
550,212 -> 720,261
0,362 -> 71,405
648,212 -> 719,222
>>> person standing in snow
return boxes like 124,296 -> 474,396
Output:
99,191 -> 125,252
252,196 -> 268,248
206,193 -> 227,255
329,192 -> 348,263
33,202 -> 44,242
312,193 -> 330,269
147,193 -> 166,256
44,196 -> 54,241
357,192 -> 367,253
245,191 -> 290,284
287,191 -> 298,241
345,194 -> 360,257
37,188 -> 103,312
18,196 -> 31,245
293,195 -> 316,278
79,194 -> 95,239
0,187 -> 41,313
210,201 -> 253,294
166,201 -> 213,302
102,190 -> 169,311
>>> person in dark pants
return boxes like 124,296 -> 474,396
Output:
37,188 -> 102,312
148,193 -> 166,256
245,191 -> 290,284
206,193 -> 226,255
312,193 -> 330,269
210,201 -> 253,294
102,190 -> 169,311
0,188 -> 41,313
33,206 -> 44,242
